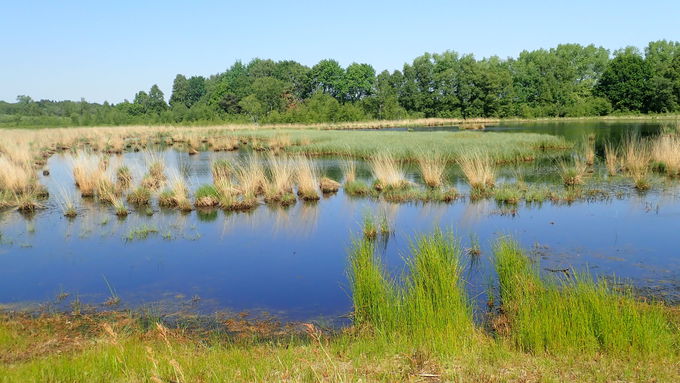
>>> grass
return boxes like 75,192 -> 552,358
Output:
238,129 -> 570,163
350,228 -> 474,350
264,154 -> 294,201
651,135 -> 680,176
319,177 -> 340,193
211,159 -> 232,182
0,155 -> 36,194
234,156 -> 266,196
295,156 -> 320,201
458,151 -> 495,191
68,152 -> 104,197
493,238 -> 678,355
195,184 -> 220,207
493,184 -> 523,205
370,152 -> 407,190
344,180 -> 371,196
341,157 -> 356,183
558,157 -> 587,186
56,185 -> 77,217
126,186 -> 151,205
604,142 -> 619,176
416,151 -> 447,188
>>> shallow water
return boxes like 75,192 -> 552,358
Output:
2,122 -> 679,324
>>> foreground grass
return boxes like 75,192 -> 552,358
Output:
1,311 -> 679,382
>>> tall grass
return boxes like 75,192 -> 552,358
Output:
558,157 -> 587,186
621,136 -> 651,181
493,238 -> 677,355
340,157 -> 356,183
295,156 -> 319,200
0,155 -> 35,194
416,151 -> 447,188
265,154 -> 294,201
604,142 -> 619,176
369,152 -> 406,190
458,151 -> 495,190
651,135 -> 680,176
349,229 -> 474,349
68,152 -> 104,197
234,156 -> 266,196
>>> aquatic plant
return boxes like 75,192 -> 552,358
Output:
124,225 -> 159,241
651,135 -> 680,176
195,185 -> 220,207
344,180 -> 371,196
126,186 -> 151,205
559,157 -> 588,186
604,142 -> 619,176
369,152 -> 406,190
458,151 -> 495,191
211,159 -> 232,182
416,151 -> 447,188
494,184 -> 522,205
493,238 -> 677,355
234,156 -> 266,196
57,186 -> 78,217
116,165 -> 132,188
295,156 -> 320,201
265,154 -> 294,202
68,152 -> 105,197
341,157 -> 357,183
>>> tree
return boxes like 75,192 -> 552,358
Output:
238,95 -> 264,122
147,84 -> 167,114
596,50 -> 651,112
251,76 -> 287,113
169,74 -> 189,108
343,63 -> 375,102
310,59 -> 345,99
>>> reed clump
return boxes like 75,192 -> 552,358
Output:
559,157 -> 588,186
211,160 -> 232,182
493,238 -> 677,355
604,142 -> 619,176
651,135 -> 680,176
370,152 -> 407,191
126,186 -> 151,206
194,185 -> 220,208
295,156 -> 320,201
458,151 -> 495,191
0,155 -> 37,194
621,137 -> 651,188
264,155 -> 294,202
416,152 -> 447,188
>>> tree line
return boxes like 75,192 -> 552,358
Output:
2,40 -> 680,127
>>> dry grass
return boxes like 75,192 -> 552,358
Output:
621,137 -> 651,178
68,152 -> 105,197
0,155 -> 36,194
458,151 -> 495,190
604,142 -> 619,176
341,157 -> 357,183
234,156 -> 266,196
370,152 -> 406,190
295,156 -> 320,200
651,135 -> 680,176
265,154 -> 294,201
416,152 -> 447,188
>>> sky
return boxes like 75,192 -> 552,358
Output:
1,0 -> 678,103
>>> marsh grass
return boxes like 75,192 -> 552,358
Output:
349,229 -> 474,349
458,151 -> 495,191
211,159 -> 232,182
493,238 -> 677,355
194,185 -> 220,207
126,186 -> 151,206
370,152 -> 406,190
234,156 -> 266,196
0,156 -> 36,194
319,177 -> 340,193
651,135 -> 680,176
493,184 -> 523,205
558,157 -> 588,186
416,151 -> 447,188
341,157 -> 357,183
265,155 -> 294,202
69,152 -> 104,197
604,142 -> 619,176
344,180 -> 371,196
56,186 -> 77,217
622,136 -> 651,182
295,156 -> 320,201
116,166 -> 132,189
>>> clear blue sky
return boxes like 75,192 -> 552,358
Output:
1,0 -> 678,103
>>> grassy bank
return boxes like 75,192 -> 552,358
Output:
2,232 -> 678,382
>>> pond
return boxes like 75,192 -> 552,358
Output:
1,121 -> 679,325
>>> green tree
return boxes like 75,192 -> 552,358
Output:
147,84 -> 168,114
596,49 -> 651,112
310,59 -> 345,99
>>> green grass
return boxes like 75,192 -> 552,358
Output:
493,238 -> 678,355
238,129 -> 570,163
123,225 -> 159,241
349,229 -> 475,351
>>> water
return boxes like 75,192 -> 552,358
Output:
1,121 -> 679,324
